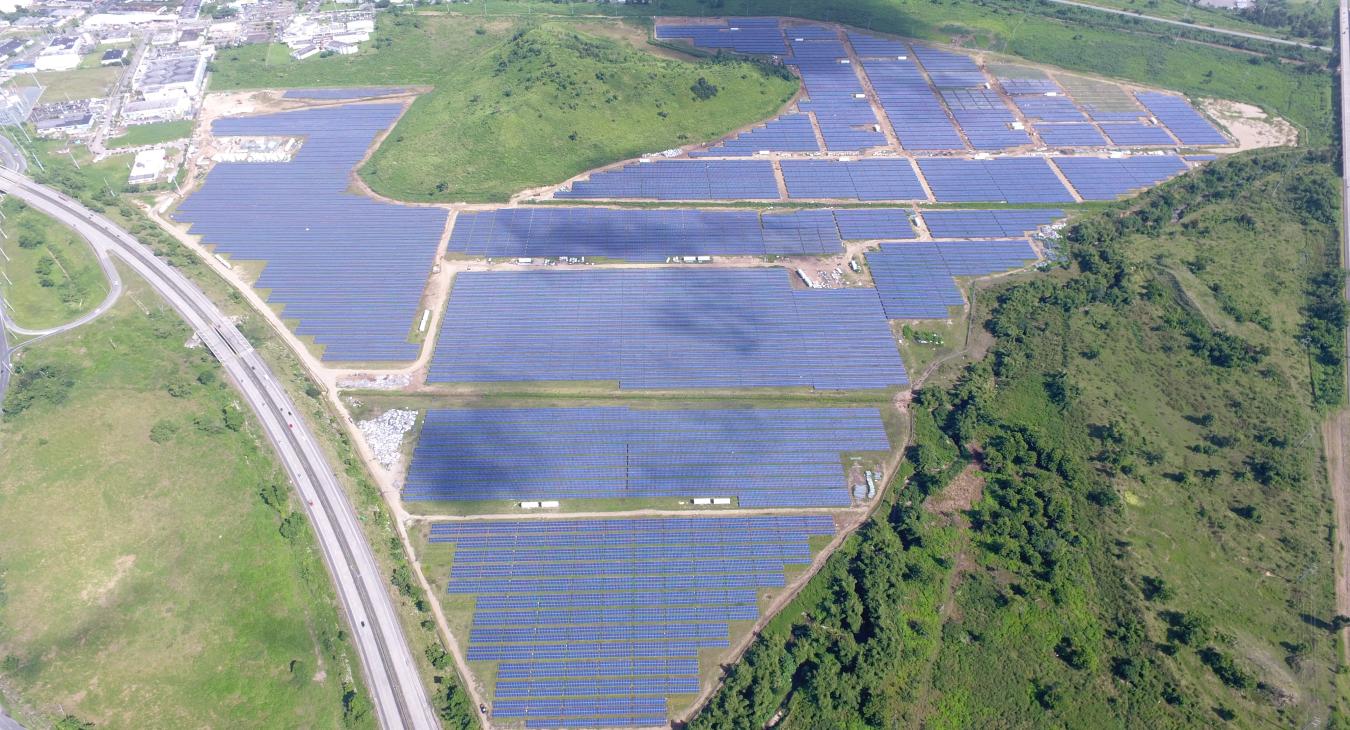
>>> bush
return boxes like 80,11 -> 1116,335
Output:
690,76 -> 719,100
149,419 -> 179,444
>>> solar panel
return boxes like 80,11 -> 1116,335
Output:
867,239 -> 1038,319
689,112 -> 819,156
435,514 -> 833,728
426,268 -> 908,390
1134,92 -> 1228,146
920,209 -> 1064,238
860,57 -> 965,150
788,36 -> 887,151
173,104 -> 447,362
655,17 -> 787,55
1100,122 -> 1177,146
556,160 -> 780,200
916,158 -> 1074,203
405,407 -> 890,506
1052,155 -> 1187,200
780,159 -> 926,200
1035,123 -> 1106,147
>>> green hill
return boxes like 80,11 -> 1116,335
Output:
210,16 -> 797,202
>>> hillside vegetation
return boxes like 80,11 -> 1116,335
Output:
0,271 -> 368,728
693,148 -> 1345,728
210,15 -> 797,201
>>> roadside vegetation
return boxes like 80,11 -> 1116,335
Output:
106,120 -> 193,149
0,271 -> 368,729
0,196 -> 104,330
209,14 -> 796,201
693,148 -> 1346,727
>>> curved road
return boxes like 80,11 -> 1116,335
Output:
1041,0 -> 1332,52
0,169 -> 439,730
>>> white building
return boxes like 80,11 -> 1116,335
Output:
34,36 -> 85,72
129,147 -> 168,184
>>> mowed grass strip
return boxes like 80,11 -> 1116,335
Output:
0,196 -> 106,330
107,120 -> 193,149
210,15 -> 797,202
0,268 -> 367,729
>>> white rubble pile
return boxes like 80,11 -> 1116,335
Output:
338,372 -> 412,390
358,408 -> 417,470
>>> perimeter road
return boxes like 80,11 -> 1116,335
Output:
0,169 -> 439,730
1328,0 -> 1350,665
1041,0 -> 1332,52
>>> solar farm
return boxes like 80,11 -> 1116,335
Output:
164,16 -> 1237,729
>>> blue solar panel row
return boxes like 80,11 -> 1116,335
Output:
941,87 -> 1032,150
689,113 -> 819,156
788,37 -> 887,150
999,78 -> 1061,95
436,514 -> 830,727
1052,155 -> 1187,200
173,104 -> 447,362
405,407 -> 889,507
280,87 -> 407,99
917,158 -> 1074,203
867,239 -> 1038,319
1014,94 -> 1086,122
427,269 -> 907,390
920,209 -> 1064,238
780,159 -> 926,200
1135,92 -> 1228,146
556,160 -> 779,200
860,57 -> 966,150
845,30 -> 907,57
833,208 -> 916,239
1100,122 -> 1177,146
911,44 -> 987,88
1035,123 -> 1106,147
654,17 -> 786,55
448,208 -> 864,260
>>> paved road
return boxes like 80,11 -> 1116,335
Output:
1330,0 -> 1350,667
0,135 -> 26,174
1040,0 -> 1333,52
0,169 -> 439,730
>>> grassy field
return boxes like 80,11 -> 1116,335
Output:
107,121 -> 193,149
0,196 -> 106,330
209,14 -> 796,202
24,66 -> 121,102
0,267 -> 366,729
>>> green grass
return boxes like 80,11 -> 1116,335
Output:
0,196 -> 106,330
0,267 -> 365,729
107,121 -> 193,149
210,15 -> 796,202
20,66 -> 122,102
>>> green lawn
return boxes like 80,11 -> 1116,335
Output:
107,121 -> 193,149
0,196 -> 106,330
210,15 -> 797,202
0,268 -> 369,729
25,66 -> 121,102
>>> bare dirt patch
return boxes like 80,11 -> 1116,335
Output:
1200,98 -> 1298,151
927,462 -> 985,524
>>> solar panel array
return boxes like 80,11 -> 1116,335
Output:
861,57 -> 966,150
432,515 -> 833,728
921,209 -> 1064,238
654,17 -> 786,55
845,31 -> 907,57
917,158 -> 1074,203
280,87 -> 407,99
1035,123 -> 1106,147
867,239 -> 1038,318
1053,155 -> 1188,200
1100,122 -> 1176,146
1135,92 -> 1228,146
911,44 -> 986,88
941,87 -> 1031,150
780,159 -> 926,200
1014,95 -> 1086,122
788,37 -> 886,150
447,207 -> 915,261
557,160 -> 779,200
173,104 -> 447,361
999,78 -> 1060,96
690,113 -> 819,156
427,269 -> 908,389
405,407 -> 889,506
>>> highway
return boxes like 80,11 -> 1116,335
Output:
1041,0 -> 1333,52
0,169 -> 439,730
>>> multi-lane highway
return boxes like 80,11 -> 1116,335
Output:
0,169 -> 439,730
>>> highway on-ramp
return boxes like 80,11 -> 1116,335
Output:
0,168 -> 440,730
